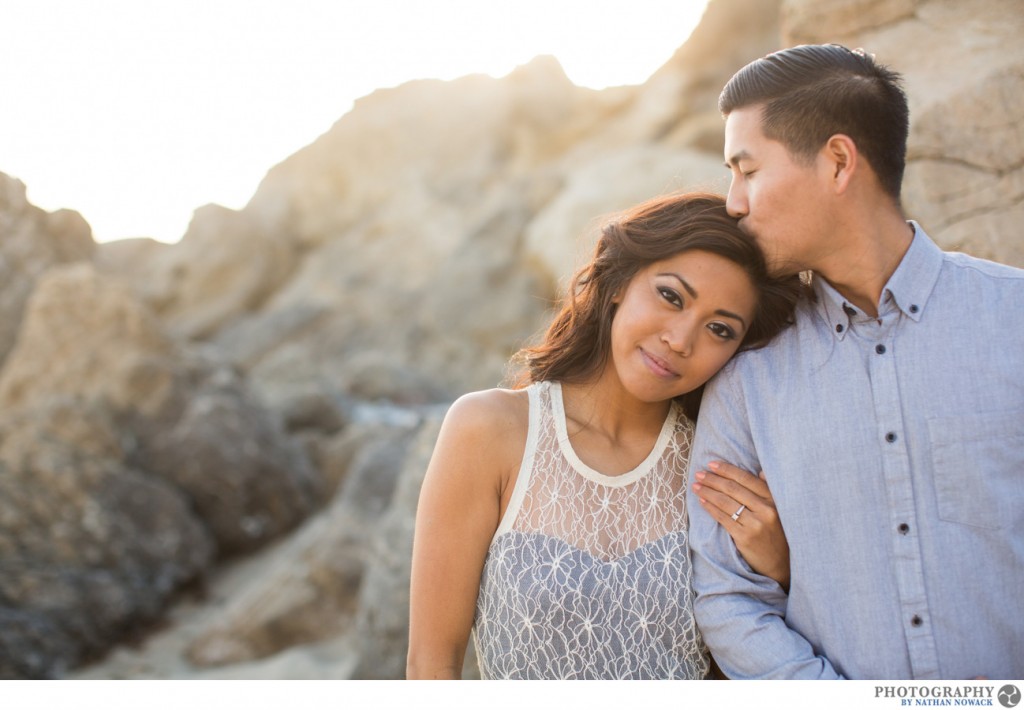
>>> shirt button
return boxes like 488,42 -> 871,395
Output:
875,344 -> 886,354
886,432 -> 898,443
898,523 -> 910,535
911,615 -> 923,627
909,304 -> 919,314
835,324 -> 844,333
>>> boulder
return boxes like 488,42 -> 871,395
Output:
348,410 -> 447,679
0,172 -> 93,365
523,147 -> 728,284
182,509 -> 366,669
0,264 -> 324,554
0,264 -> 326,675
183,408 -> 430,670
0,398 -> 212,678
782,0 -> 920,45
244,56 -> 611,253
95,203 -> 299,341
211,175 -> 557,407
614,0 -> 784,155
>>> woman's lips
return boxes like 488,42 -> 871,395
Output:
639,347 -> 679,378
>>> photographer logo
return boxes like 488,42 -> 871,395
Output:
998,686 -> 1020,709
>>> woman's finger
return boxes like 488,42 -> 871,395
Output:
693,476 -> 753,520
707,461 -> 771,498
694,468 -> 766,514
696,490 -> 741,531
696,491 -> 764,554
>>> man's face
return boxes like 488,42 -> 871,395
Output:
723,105 -> 830,276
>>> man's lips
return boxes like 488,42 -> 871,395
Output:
639,347 -> 679,378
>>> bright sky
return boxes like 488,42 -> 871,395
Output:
0,0 -> 708,243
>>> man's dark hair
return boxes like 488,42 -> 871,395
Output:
719,44 -> 909,203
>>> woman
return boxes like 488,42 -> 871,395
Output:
407,192 -> 803,679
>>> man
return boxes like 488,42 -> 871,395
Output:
686,44 -> 1023,679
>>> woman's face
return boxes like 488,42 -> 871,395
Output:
609,249 -> 758,403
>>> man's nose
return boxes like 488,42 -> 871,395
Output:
726,180 -> 748,219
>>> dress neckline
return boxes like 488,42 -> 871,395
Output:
548,381 -> 678,488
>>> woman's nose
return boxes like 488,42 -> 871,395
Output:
662,321 -> 695,357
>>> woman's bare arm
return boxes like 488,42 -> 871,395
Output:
406,390 -> 525,679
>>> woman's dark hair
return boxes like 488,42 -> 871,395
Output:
719,43 -> 909,203
512,191 -> 804,420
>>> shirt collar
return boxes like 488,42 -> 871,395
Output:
882,221 -> 943,323
812,221 -> 943,339
813,277 -> 856,341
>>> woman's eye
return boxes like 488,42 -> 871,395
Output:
708,322 -> 738,341
658,287 -> 682,308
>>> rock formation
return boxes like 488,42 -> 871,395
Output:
0,265 -> 322,677
0,173 -> 93,366
0,0 -> 1020,680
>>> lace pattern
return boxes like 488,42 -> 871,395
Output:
473,381 -> 709,679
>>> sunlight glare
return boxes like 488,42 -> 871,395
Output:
0,0 -> 708,243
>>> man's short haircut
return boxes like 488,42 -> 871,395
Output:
719,44 -> 909,203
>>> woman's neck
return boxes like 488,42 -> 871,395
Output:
559,368 -> 672,446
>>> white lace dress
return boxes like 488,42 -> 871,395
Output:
473,381 -> 710,679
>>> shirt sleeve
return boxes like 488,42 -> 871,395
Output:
686,362 -> 844,679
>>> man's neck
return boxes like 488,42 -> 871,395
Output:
814,216 -> 915,317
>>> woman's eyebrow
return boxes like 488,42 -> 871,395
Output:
659,272 -> 748,329
659,273 -> 697,299
716,309 -> 748,329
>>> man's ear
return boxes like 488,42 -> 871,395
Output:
822,134 -> 858,194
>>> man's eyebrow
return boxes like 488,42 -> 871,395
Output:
725,149 -> 752,168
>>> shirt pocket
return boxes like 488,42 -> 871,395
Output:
928,410 -> 1024,530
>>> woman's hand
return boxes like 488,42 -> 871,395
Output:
692,461 -> 790,590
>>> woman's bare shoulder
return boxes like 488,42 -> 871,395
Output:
428,388 -> 531,492
442,387 -> 530,439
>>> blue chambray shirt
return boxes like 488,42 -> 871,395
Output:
687,223 -> 1024,679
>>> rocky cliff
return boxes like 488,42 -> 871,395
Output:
0,0 -> 1020,679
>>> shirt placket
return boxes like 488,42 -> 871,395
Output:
861,310 -> 940,679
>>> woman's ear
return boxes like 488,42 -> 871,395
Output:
822,134 -> 857,194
